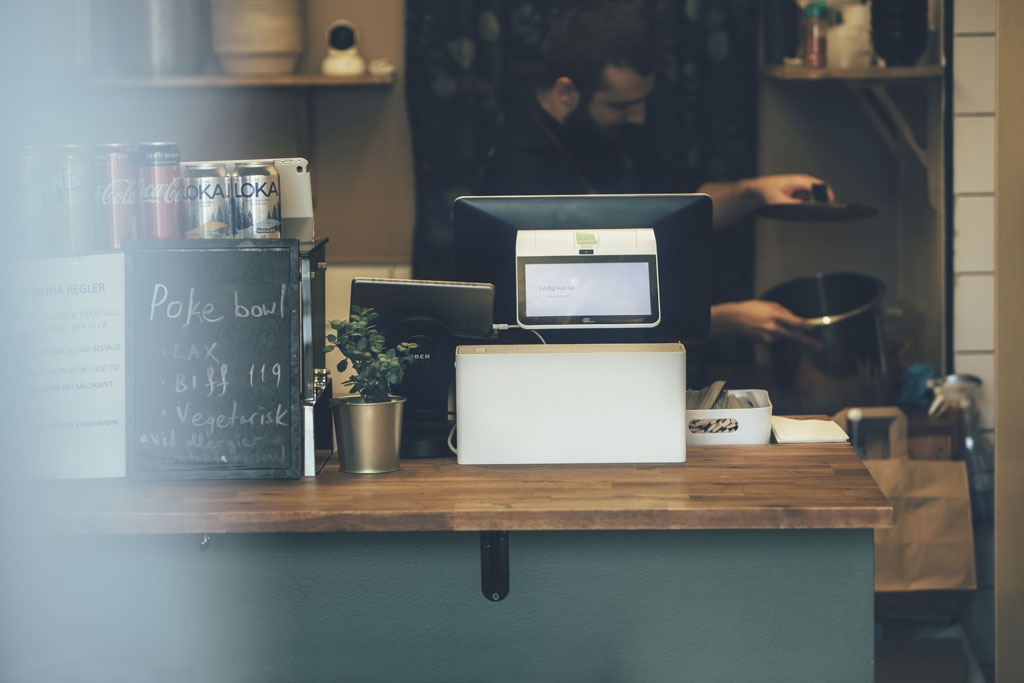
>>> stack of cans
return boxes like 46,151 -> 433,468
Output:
17,143 -> 283,256
183,162 -> 281,240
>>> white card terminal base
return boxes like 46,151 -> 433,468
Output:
455,343 -> 685,465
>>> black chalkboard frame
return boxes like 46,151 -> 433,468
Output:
125,240 -> 302,480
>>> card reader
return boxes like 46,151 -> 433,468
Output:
515,228 -> 660,329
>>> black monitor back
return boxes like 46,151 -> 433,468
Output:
452,194 -> 712,343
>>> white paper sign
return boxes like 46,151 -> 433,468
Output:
18,253 -> 126,478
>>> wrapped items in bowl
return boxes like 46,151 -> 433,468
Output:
686,384 -> 773,445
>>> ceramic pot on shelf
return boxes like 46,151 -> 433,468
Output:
871,0 -> 929,66
211,0 -> 304,75
90,0 -> 209,77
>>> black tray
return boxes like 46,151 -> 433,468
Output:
756,201 -> 879,222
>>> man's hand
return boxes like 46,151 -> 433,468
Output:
745,173 -> 834,205
698,174 -> 834,229
710,299 -> 822,349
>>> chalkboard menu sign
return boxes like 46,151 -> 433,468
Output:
125,240 -> 301,479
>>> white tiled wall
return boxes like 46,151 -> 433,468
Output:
952,3 -> 996,429
953,36 -> 996,114
952,1 -> 996,677
953,195 -> 995,272
953,274 -> 995,351
953,0 -> 996,35
953,116 -> 996,193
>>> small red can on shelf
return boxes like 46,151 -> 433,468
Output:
136,141 -> 182,240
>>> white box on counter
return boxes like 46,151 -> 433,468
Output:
455,343 -> 686,465
685,389 -> 773,446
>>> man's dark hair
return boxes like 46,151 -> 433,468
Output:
542,1 -> 660,95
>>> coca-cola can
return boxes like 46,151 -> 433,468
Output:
136,142 -> 182,240
230,163 -> 281,238
93,143 -> 137,249
183,164 -> 233,238
54,145 -> 95,254
19,146 -> 56,256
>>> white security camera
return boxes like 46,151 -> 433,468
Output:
321,20 -> 366,76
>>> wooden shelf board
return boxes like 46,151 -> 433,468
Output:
760,63 -> 945,81
87,73 -> 395,88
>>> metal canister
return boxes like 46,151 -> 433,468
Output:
230,162 -> 281,238
93,143 -> 137,249
136,142 -> 182,240
54,145 -> 95,254
183,164 -> 232,238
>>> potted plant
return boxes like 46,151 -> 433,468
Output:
325,305 -> 418,473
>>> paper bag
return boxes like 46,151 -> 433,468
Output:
834,406 -> 977,592
863,450 -> 977,592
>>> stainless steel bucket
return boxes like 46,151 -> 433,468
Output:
760,272 -> 889,414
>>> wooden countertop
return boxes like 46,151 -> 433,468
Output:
35,444 -> 892,534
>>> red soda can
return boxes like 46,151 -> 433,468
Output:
136,142 -> 182,239
93,143 -> 137,249
54,145 -> 95,254
19,146 -> 56,256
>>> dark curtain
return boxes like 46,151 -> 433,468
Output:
405,0 -> 759,310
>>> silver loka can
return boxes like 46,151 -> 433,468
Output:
230,162 -> 281,238
183,164 -> 232,238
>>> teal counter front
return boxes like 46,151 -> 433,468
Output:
5,444 -> 891,683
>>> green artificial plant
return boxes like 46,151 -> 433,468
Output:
325,305 -> 418,404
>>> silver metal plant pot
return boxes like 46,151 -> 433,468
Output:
332,395 -> 406,473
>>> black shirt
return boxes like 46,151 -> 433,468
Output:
469,98 -> 710,346
478,97 -> 689,196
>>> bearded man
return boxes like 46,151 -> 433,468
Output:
479,0 -> 823,346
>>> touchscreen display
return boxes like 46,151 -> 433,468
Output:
524,261 -> 652,317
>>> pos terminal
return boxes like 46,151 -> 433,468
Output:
449,193 -> 713,465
